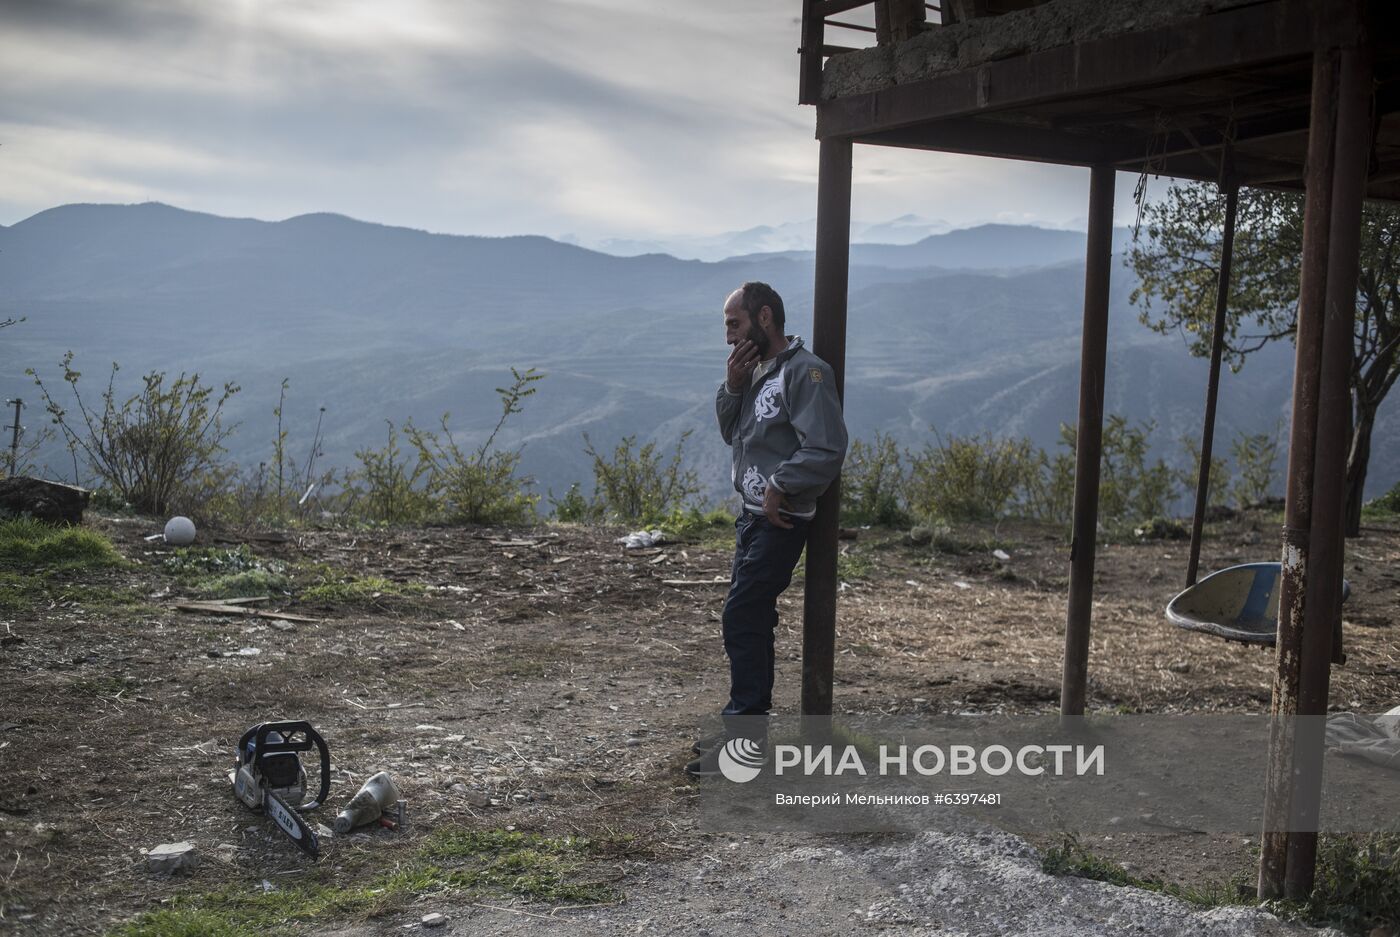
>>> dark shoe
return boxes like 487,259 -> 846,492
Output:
685,736 -> 768,778
685,740 -> 726,777
692,730 -> 724,755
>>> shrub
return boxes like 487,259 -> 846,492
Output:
1363,479 -> 1400,517
583,431 -> 701,525
548,483 -> 595,523
210,379 -> 335,527
841,432 -> 909,527
403,367 -> 544,526
27,353 -> 239,515
348,420 -> 434,525
1021,445 -> 1077,528
1052,418 -> 1178,527
1230,423 -> 1283,509
905,431 -> 1038,523
653,505 -> 732,540
1297,832 -> 1400,932
1176,432 -> 1233,512
1096,416 -> 1178,523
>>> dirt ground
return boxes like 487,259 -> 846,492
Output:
1,511 -> 1397,935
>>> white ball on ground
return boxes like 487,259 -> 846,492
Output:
163,516 -> 196,546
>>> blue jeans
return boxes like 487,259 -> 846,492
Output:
721,512 -> 811,730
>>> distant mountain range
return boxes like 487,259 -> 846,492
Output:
568,214 -> 959,261
2,202 -> 1395,509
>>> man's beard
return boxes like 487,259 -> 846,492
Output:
748,323 -> 770,356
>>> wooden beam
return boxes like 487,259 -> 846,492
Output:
800,0 -> 826,106
1108,108 -> 1312,166
1050,83 -> 1311,131
802,137 -> 852,718
1108,87 -> 1400,167
857,116 -> 1116,164
816,0 -> 1311,138
816,0 -> 876,16
866,121 -> 1302,185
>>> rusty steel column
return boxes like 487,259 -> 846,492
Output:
802,135 -> 852,717
1284,36 -> 1372,900
1060,164 -> 1115,717
1186,182 -> 1240,588
1258,43 -> 1340,901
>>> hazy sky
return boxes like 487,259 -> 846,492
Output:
1,0 -> 1147,241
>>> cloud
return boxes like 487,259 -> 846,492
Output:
0,0 -> 1133,239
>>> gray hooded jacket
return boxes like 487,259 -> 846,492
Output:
716,336 -> 848,519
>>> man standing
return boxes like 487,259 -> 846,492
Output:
686,281 -> 848,777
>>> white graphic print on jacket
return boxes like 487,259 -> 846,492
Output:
741,465 -> 766,503
753,375 -> 782,422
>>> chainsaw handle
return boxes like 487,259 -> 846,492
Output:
239,721 -> 332,810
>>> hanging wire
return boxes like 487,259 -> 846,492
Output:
1132,110 -> 1171,240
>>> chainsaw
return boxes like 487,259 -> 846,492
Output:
230,721 -> 330,858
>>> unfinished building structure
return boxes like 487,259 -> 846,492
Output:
794,0 -> 1397,899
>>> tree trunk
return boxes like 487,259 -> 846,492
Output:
1344,403 -> 1374,537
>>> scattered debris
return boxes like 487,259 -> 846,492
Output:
1133,517 -> 1189,541
992,549 -> 1011,562
145,841 -> 197,874
421,912 -> 448,928
334,771 -> 402,833
212,531 -> 289,544
617,529 -> 667,549
173,601 -> 321,623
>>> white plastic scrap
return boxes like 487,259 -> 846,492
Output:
617,529 -> 667,549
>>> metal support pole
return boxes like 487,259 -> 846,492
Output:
1258,42 -> 1340,901
798,0 -> 826,106
1060,164 -> 1115,717
1186,184 -> 1239,587
1284,36 -> 1372,900
6,399 -> 21,477
802,136 -> 852,717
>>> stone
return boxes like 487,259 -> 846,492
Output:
0,476 -> 90,525
146,841 -> 198,874
421,912 -> 448,928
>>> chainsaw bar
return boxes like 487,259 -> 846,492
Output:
264,789 -> 320,858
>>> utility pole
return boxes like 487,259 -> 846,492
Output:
5,398 -> 21,477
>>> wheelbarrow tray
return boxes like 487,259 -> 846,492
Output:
1166,562 -> 1351,646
